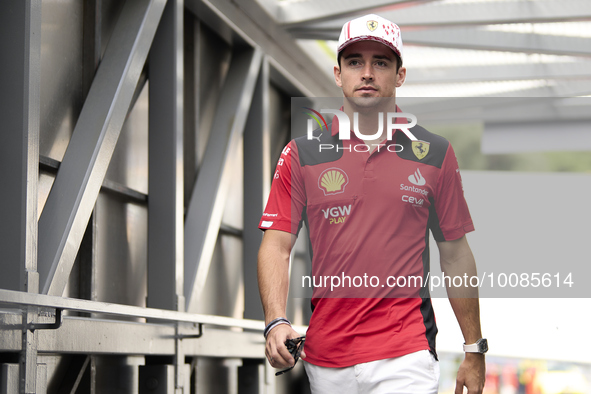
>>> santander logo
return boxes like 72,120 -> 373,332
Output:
408,168 -> 426,186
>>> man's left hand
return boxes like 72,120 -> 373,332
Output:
455,353 -> 485,394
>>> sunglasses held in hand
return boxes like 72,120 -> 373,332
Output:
275,336 -> 306,376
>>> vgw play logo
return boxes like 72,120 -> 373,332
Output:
303,108 -> 418,153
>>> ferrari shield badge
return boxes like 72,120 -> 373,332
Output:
367,20 -> 378,32
412,141 -> 430,160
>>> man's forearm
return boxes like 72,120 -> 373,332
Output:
448,297 -> 482,344
438,236 -> 482,343
258,230 -> 303,368
445,259 -> 482,343
438,236 -> 486,393
257,230 -> 293,324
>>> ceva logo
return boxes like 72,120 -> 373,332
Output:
304,108 -> 418,142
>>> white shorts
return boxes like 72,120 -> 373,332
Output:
303,350 -> 440,394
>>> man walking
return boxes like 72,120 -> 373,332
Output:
258,14 -> 486,393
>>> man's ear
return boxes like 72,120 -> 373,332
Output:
396,66 -> 407,88
334,65 -> 342,88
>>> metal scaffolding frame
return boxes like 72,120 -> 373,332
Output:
148,0 -> 185,313
37,0 -> 167,298
183,46 -> 263,312
0,0 -> 318,392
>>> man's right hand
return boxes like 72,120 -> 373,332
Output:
265,324 -> 303,369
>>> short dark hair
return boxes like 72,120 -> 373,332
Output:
337,50 -> 402,73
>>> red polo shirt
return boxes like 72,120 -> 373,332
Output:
259,116 -> 474,367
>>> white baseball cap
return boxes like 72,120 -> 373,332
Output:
337,14 -> 403,62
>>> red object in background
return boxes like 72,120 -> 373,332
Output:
484,363 -> 500,394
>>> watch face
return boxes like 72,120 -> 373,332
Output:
478,339 -> 488,353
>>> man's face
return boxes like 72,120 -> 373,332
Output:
334,41 -> 406,99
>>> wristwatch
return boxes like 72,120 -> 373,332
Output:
463,338 -> 488,353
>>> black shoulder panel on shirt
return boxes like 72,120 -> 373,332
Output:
293,123 -> 344,167
396,125 -> 449,169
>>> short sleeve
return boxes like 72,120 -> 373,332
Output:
259,141 -> 307,235
429,143 -> 475,242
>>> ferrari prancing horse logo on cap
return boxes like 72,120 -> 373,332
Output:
367,20 -> 378,32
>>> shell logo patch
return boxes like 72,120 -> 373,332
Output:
367,20 -> 378,32
318,168 -> 349,196
412,140 -> 430,160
